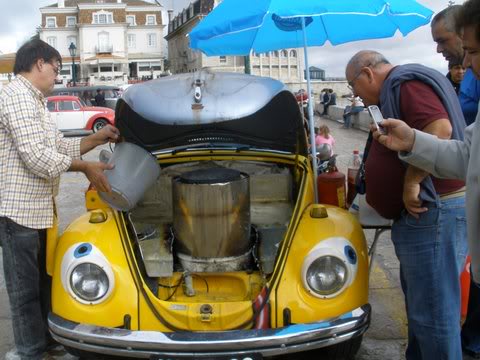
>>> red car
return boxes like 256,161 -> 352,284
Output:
46,95 -> 115,132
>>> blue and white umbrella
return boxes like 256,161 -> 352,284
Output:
189,0 -> 434,202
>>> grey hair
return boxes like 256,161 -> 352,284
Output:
432,5 -> 462,33
347,50 -> 391,75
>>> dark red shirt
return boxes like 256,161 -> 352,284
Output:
365,80 -> 465,219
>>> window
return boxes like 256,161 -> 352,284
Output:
59,69 -> 71,76
98,32 -> 110,52
72,101 -> 81,111
147,33 -> 157,47
93,12 -> 113,24
67,36 -> 77,48
290,50 -> 297,57
47,37 -> 57,49
126,15 -> 136,26
127,34 -> 136,48
47,101 -> 56,112
273,51 -> 279,57
219,56 -> 227,64
146,15 -> 156,25
46,17 -> 56,28
67,16 -> 76,27
59,101 -> 75,111
281,50 -> 288,58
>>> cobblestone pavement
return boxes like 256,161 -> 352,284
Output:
0,118 -> 411,359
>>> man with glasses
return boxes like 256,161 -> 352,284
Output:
346,51 -> 467,359
0,39 -> 119,359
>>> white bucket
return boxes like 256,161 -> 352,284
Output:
99,142 -> 160,211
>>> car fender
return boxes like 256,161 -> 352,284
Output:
85,112 -> 115,130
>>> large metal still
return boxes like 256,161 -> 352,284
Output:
172,168 -> 251,272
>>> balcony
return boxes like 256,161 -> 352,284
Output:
95,45 -> 113,54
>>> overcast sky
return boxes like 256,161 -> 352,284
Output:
0,0 -> 461,77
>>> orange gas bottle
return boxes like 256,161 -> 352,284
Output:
317,166 -> 346,208
461,256 -> 471,320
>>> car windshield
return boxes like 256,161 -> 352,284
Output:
78,98 -> 87,107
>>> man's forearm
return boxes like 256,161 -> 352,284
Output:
404,165 -> 429,185
79,135 -> 101,155
69,159 -> 87,173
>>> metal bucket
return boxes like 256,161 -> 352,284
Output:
172,168 -> 251,259
99,142 -> 160,211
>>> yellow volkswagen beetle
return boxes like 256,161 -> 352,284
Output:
47,70 -> 370,359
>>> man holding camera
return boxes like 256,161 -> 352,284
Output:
346,51 -> 467,359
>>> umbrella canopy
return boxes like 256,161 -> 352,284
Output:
189,0 -> 433,202
190,0 -> 434,55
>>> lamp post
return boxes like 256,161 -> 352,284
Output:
68,42 -> 77,86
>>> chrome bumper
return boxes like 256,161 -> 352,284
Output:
49,304 -> 370,358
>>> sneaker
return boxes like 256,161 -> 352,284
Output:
4,348 -> 20,360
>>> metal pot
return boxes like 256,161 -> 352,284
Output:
172,168 -> 251,259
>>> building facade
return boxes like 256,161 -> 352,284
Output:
165,0 -> 305,83
39,0 -> 166,85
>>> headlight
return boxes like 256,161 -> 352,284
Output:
61,243 -> 115,305
306,256 -> 348,295
301,237 -> 359,299
70,263 -> 109,302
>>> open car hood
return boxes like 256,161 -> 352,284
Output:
115,70 -> 308,155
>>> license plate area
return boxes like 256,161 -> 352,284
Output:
150,354 -> 262,360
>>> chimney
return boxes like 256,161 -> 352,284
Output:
58,0 -> 65,8
167,9 -> 173,23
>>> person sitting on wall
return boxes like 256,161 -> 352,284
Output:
342,96 -> 365,129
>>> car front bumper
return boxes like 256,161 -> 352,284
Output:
49,304 -> 370,358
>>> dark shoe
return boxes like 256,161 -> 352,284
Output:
464,348 -> 480,359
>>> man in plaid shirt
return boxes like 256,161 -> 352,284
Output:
0,39 -> 119,359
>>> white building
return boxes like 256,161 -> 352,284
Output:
165,0 -> 305,83
39,0 -> 166,85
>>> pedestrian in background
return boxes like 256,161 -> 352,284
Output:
94,88 -> 106,107
346,50 -> 467,359
320,88 -> 331,115
315,125 -> 335,157
342,96 -> 365,129
0,39 -> 119,359
447,59 -> 466,95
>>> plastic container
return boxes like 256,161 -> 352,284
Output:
346,150 -> 361,208
99,142 -> 161,211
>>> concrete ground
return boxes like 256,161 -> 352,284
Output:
0,116 -> 464,359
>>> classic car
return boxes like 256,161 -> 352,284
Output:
47,70 -> 370,359
46,95 -> 115,133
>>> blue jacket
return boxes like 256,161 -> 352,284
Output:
459,69 -> 480,125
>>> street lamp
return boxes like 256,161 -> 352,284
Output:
68,42 -> 77,86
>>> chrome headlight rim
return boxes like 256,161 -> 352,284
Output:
61,243 -> 115,305
301,237 -> 358,299
305,255 -> 349,296
70,262 -> 110,302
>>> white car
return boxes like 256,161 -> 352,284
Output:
46,95 -> 115,132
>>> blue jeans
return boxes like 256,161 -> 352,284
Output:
0,217 -> 51,359
343,106 -> 364,128
391,196 -> 467,360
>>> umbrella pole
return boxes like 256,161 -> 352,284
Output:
301,17 -> 319,203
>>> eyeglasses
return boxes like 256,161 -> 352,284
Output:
50,62 -> 62,76
347,69 -> 365,92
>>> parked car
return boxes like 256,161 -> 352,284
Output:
46,95 -> 115,132
47,71 -> 370,359
51,85 -> 122,110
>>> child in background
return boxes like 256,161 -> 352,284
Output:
315,125 -> 335,157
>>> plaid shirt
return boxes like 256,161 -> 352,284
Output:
0,76 -> 81,229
